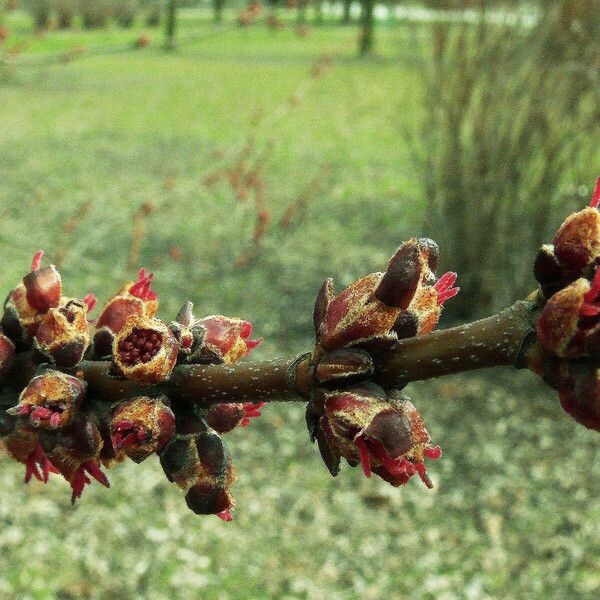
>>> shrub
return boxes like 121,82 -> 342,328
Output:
114,0 -> 137,28
78,0 -> 110,29
26,0 -> 52,29
55,0 -> 76,28
144,0 -> 162,27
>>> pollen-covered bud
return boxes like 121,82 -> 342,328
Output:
32,295 -> 95,368
313,383 -> 441,488
2,251 -> 62,348
536,270 -> 600,358
93,268 -> 158,357
205,402 -> 265,433
552,181 -> 600,274
111,396 -> 175,463
113,314 -> 178,384
160,431 -> 235,520
393,271 -> 460,338
7,369 -> 85,430
187,315 -> 262,365
374,238 -> 439,309
315,239 -> 457,351
0,333 -> 15,381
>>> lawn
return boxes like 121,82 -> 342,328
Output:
1,13 -> 599,600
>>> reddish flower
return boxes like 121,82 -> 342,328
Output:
536,271 -> 600,358
33,296 -> 95,367
7,369 -> 85,430
2,251 -> 62,347
189,315 -> 262,365
552,361 -> 600,432
534,180 -> 600,296
45,416 -> 109,503
93,268 -> 158,356
206,402 -> 265,433
113,314 -> 178,384
3,428 -> 59,484
315,239 -> 458,351
311,384 -> 441,488
111,396 -> 176,463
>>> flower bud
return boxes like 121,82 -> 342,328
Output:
205,402 -> 265,433
7,369 -> 86,430
46,415 -> 109,502
113,314 -> 178,384
0,333 -> 15,381
316,240 -> 457,351
553,361 -> 600,432
536,271 -> 600,358
2,251 -> 62,347
160,431 -> 235,519
111,396 -> 176,463
187,315 -> 262,365
394,271 -> 459,337
374,238 -> 438,309
93,268 -> 158,356
33,296 -> 95,368
553,204 -> 600,274
3,427 -> 59,484
313,384 -> 441,488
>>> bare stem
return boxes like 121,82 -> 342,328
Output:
4,300 -> 538,406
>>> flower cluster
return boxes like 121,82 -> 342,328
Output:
307,238 -> 458,488
531,179 -> 600,430
0,254 -> 264,518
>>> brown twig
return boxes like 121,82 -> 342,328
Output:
53,201 -> 93,268
5,300 -> 538,407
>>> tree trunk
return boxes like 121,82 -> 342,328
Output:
214,0 -> 224,22
297,0 -> 307,25
342,0 -> 351,24
359,0 -> 374,55
165,0 -> 177,51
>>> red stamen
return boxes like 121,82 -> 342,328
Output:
414,462 -> 433,489
241,402 -> 265,427
129,268 -> 158,301
240,321 -> 253,338
245,338 -> 263,350
83,461 -> 110,488
589,177 -> 600,208
580,303 -> 600,317
584,269 -> 600,304
434,272 -> 460,305
217,510 -> 233,522
31,250 -> 44,271
82,293 -> 97,313
424,445 -> 442,460
24,443 -> 58,484
354,435 -> 372,478
30,406 -> 53,421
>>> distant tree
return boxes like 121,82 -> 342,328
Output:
341,0 -> 351,24
165,0 -> 177,49
358,0 -> 374,54
213,0 -> 224,22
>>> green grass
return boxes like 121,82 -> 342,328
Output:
1,16 -> 599,600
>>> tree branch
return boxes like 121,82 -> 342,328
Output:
4,300 -> 538,407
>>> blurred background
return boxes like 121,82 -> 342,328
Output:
0,0 -> 599,598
